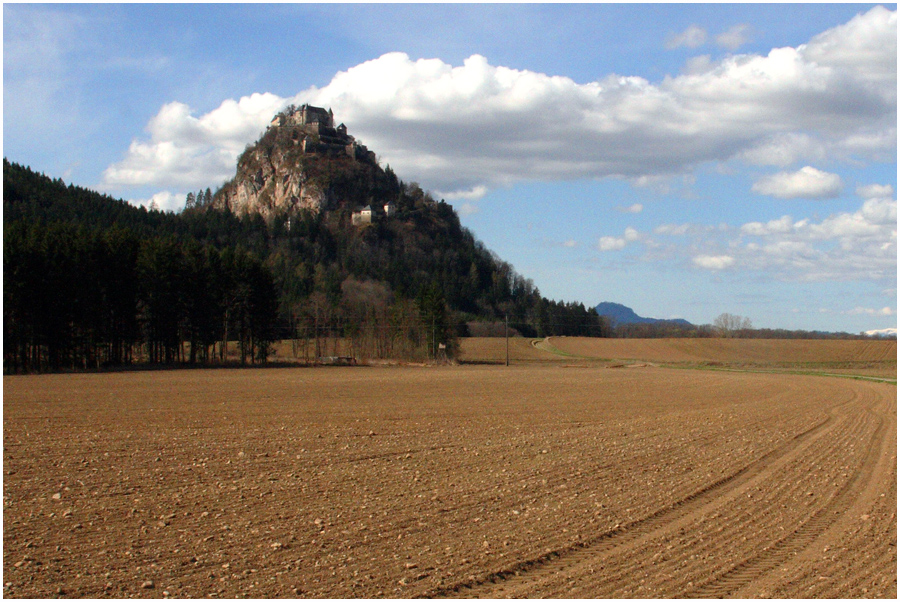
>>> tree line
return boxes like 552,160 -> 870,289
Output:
607,312 -> 879,340
5,160 -> 611,372
4,220 -> 278,372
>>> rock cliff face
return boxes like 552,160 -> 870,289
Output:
213,104 -> 378,221
217,145 -> 328,219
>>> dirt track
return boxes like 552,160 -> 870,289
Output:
3,365 -> 896,598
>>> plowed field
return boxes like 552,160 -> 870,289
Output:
460,337 -> 897,379
4,365 -> 896,598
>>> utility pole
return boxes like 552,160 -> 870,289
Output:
505,314 -> 509,367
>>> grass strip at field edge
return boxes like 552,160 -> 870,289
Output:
665,363 -> 897,385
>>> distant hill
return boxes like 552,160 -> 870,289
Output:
595,302 -> 693,327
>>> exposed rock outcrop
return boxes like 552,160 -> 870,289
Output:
213,104 -> 379,221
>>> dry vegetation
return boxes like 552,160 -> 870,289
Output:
460,336 -> 897,379
3,339 -> 896,598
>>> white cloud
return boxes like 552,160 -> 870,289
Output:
666,25 -> 707,50
103,7 -> 896,200
752,166 -> 843,199
807,198 -> 896,240
597,227 -> 641,252
682,55 -> 714,76
693,255 -> 735,270
131,190 -> 184,213
598,236 -> 627,252
103,93 -> 288,189
617,203 -> 643,214
631,174 -> 696,197
659,193 -> 896,282
739,198 -> 897,280
562,239 -> 578,248
716,24 -> 751,50
848,306 -> 895,316
439,185 -> 488,201
857,183 -> 894,199
740,215 -> 796,236
739,133 -> 826,168
802,5 -> 897,93
654,223 -> 691,236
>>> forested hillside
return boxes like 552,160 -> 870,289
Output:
4,159 -> 606,372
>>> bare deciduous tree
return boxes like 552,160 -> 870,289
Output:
714,313 -> 752,338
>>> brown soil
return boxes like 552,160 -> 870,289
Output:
542,336 -> 897,364
460,337 -> 897,379
4,366 -> 896,598
457,337 -> 573,364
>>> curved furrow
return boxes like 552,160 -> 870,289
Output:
431,384 -> 882,599
555,406 -> 876,598
426,402 -> 844,598
683,404 -> 887,598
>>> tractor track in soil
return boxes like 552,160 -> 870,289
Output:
428,383 -> 893,598
683,403 -> 888,598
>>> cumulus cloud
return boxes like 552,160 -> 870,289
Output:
693,255 -> 735,270
752,166 -> 843,199
739,133 -> 826,167
598,236 -> 627,252
716,24 -> 751,50
682,55 -> 714,76
617,203 -> 643,214
654,223 -> 691,236
666,25 -> 707,49
597,227 -> 641,252
649,192 -> 896,282
103,93 -> 288,189
737,197 -> 896,280
802,5 -> 897,93
103,7 -> 896,199
131,190 -> 184,213
740,215 -> 798,236
439,185 -> 488,201
849,306 -> 895,316
857,183 -> 894,199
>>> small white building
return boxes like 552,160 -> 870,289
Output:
383,201 -> 396,217
351,205 -> 373,226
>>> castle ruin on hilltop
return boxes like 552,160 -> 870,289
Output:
215,104 -> 384,220
269,104 -> 376,164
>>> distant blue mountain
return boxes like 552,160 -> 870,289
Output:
595,302 -> 693,327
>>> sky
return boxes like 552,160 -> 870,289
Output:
4,3 -> 897,334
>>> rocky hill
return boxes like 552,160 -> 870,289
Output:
214,104 -> 390,220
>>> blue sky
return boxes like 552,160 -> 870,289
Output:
4,3 -> 897,334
